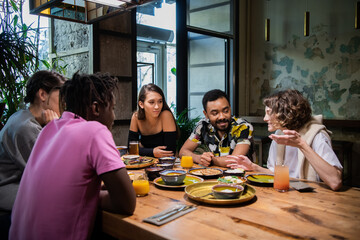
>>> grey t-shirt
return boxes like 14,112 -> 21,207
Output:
0,109 -> 42,211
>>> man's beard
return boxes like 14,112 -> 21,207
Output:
214,119 -> 230,132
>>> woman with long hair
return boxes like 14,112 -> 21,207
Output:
128,83 -> 178,158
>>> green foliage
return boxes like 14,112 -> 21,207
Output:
171,104 -> 201,152
41,57 -> 68,76
0,0 -> 42,124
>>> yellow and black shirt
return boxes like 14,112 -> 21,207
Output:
189,117 -> 254,158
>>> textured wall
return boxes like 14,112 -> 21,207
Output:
249,0 -> 360,120
52,19 -> 91,78
53,20 -> 90,51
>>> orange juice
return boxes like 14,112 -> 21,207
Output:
132,179 -> 150,196
274,165 -> 289,192
181,156 -> 193,169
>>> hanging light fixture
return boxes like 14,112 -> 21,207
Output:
304,0 -> 310,36
356,1 -> 360,29
29,0 -> 155,24
265,0 -> 270,41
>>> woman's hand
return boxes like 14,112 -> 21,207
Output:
153,146 -> 174,158
269,130 -> 304,148
41,109 -> 59,125
225,155 -> 254,170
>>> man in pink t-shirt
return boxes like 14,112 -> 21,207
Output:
10,73 -> 136,240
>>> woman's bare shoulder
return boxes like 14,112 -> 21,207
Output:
130,112 -> 139,130
160,110 -> 176,130
159,109 -> 174,119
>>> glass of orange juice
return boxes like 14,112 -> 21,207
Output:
274,164 -> 289,192
132,172 -> 149,197
181,156 -> 193,169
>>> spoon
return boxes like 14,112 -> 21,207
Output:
198,192 -> 213,198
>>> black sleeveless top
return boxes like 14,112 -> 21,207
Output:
128,130 -> 177,157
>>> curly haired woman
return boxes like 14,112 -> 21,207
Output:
226,89 -> 343,191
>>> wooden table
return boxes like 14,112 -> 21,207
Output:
100,167 -> 360,240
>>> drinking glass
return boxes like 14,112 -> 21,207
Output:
274,164 -> 290,192
132,172 -> 150,197
116,146 -> 128,157
181,156 -> 193,169
129,141 -> 139,155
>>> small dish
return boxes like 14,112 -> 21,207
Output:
188,167 -> 223,179
156,163 -> 174,169
217,176 -> 246,186
122,155 -> 140,160
145,166 -> 165,181
158,156 -> 176,164
153,175 -> 204,189
212,184 -> 244,199
160,170 -> 187,185
223,168 -> 245,177
246,173 -> 274,186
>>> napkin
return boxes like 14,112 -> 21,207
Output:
143,204 -> 196,226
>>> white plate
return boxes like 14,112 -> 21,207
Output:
122,155 -> 140,160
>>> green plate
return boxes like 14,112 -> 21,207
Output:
246,173 -> 274,185
154,175 -> 204,189
185,181 -> 256,205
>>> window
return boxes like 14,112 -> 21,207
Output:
177,0 -> 236,119
136,1 -> 176,106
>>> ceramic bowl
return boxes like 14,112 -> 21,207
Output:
156,163 -> 174,169
223,168 -> 245,177
158,156 -> 176,165
145,166 -> 165,181
212,184 -> 244,199
159,170 -> 187,185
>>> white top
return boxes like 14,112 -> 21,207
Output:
267,132 -> 343,181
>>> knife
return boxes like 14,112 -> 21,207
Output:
156,205 -> 192,222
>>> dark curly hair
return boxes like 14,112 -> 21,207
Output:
263,89 -> 312,131
137,83 -> 171,120
24,70 -> 66,104
202,89 -> 230,111
60,72 -> 117,119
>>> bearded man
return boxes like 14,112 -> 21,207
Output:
179,89 -> 254,167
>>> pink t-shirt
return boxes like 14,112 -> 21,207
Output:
10,112 -> 125,240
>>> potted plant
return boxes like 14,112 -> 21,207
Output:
0,0 -> 40,125
171,105 -> 201,153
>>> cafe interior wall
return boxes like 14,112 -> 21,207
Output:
246,0 -> 360,186
50,12 -> 136,146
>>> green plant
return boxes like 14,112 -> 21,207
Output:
171,104 -> 201,152
0,0 -> 41,124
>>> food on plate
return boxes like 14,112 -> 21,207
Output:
224,168 -> 244,174
123,156 -> 153,165
217,176 -> 246,185
190,168 -> 222,176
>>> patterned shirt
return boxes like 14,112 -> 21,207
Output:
189,117 -> 253,157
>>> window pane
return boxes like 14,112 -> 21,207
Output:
137,52 -> 155,90
187,0 -> 232,34
188,32 -> 226,118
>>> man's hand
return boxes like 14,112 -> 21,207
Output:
153,146 -> 174,158
199,152 -> 214,167
41,109 -> 59,125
